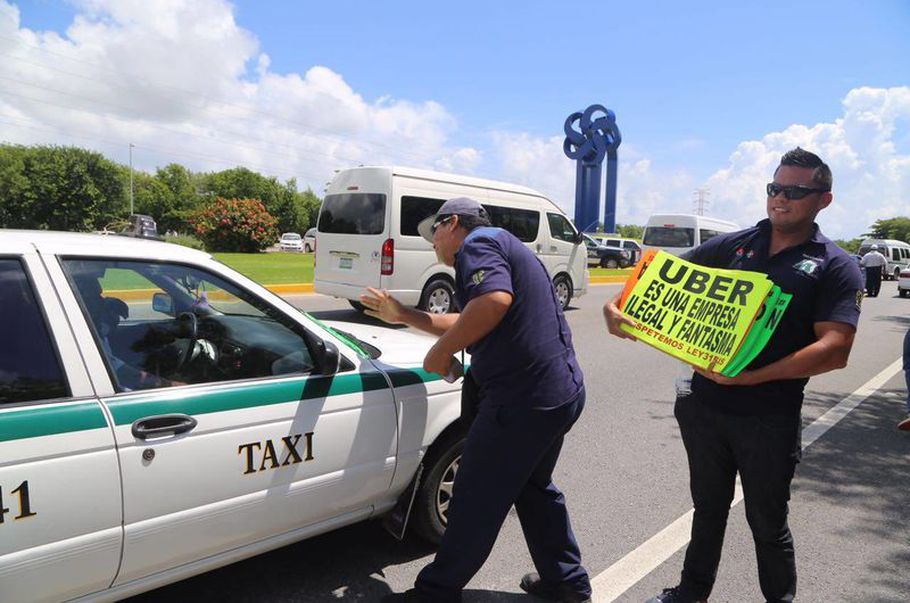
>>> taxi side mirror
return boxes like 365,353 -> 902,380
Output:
152,292 -> 175,316
318,340 -> 342,376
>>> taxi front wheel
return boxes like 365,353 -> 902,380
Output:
411,431 -> 465,544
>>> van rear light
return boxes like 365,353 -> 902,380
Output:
381,238 -> 394,275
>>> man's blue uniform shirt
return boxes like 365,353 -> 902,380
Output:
685,219 -> 864,416
453,227 -> 584,409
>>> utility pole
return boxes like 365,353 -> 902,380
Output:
693,187 -> 710,215
129,143 -> 135,215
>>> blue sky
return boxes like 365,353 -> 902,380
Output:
3,0 -> 909,237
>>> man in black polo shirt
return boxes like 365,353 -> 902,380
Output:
604,148 -> 863,602
364,197 -> 590,603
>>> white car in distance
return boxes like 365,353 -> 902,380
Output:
278,232 -> 303,252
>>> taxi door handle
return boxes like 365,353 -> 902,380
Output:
132,414 -> 198,440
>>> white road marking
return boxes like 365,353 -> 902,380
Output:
590,357 -> 905,602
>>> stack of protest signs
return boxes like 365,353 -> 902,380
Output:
618,250 -> 791,376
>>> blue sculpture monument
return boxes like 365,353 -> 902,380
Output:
563,104 -> 621,233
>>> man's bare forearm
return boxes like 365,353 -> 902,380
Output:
397,306 -> 460,336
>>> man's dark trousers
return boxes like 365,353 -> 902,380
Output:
865,266 -> 882,297
415,389 -> 590,602
674,392 -> 801,602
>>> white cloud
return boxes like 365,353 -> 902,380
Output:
489,87 -> 909,238
0,0 -> 905,239
0,0 -> 464,187
706,86 -> 910,238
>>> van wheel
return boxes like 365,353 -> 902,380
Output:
420,278 -> 454,314
304,243 -> 313,253
894,268 -> 901,280
553,274 -> 572,310
412,431 -> 465,544
601,258 -> 619,269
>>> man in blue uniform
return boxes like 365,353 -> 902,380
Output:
605,148 -> 863,602
363,197 -> 591,603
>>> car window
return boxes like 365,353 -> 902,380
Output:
400,196 -> 446,236
892,248 -> 901,261
699,229 -> 723,244
623,241 -> 639,249
0,258 -> 69,404
606,239 -> 620,247
318,193 -> 386,235
485,205 -> 540,242
547,212 -> 577,243
643,227 -> 695,247
62,259 -> 319,393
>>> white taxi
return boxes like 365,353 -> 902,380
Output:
0,230 -> 465,603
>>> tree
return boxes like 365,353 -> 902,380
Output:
616,224 -> 644,240
200,167 -> 304,234
834,238 -> 862,254
864,217 -> 910,242
0,144 -> 126,231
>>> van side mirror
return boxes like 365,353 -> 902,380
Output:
574,231 -> 585,245
152,292 -> 174,316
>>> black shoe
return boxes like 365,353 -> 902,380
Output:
645,585 -> 707,603
519,572 -> 591,603
381,589 -> 424,602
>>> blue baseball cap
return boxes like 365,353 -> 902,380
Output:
417,197 -> 489,243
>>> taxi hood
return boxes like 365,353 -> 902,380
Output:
322,320 -> 441,366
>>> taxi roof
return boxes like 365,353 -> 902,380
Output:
0,229 -> 213,262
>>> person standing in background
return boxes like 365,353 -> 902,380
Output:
860,244 -> 887,297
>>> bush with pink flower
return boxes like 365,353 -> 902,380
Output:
189,197 -> 279,252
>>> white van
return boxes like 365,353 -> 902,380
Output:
858,238 -> 910,280
314,166 -> 588,312
641,213 -> 740,256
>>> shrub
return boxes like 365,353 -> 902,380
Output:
164,232 -> 206,250
189,198 -> 278,252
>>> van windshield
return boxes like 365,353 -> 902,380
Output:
643,227 -> 695,248
318,193 -> 386,235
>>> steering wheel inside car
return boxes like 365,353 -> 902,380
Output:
173,311 -> 198,371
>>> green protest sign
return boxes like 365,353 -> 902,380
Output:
721,289 -> 792,376
619,251 -> 775,371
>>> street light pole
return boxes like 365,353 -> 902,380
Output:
129,143 -> 135,215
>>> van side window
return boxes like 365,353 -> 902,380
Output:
892,248 -> 901,261
400,196 -> 446,236
699,229 -> 722,244
486,206 -> 540,242
547,213 -> 577,243
0,258 -> 69,404
902,248 -> 909,260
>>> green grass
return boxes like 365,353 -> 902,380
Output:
589,267 -> 632,277
214,252 -> 314,284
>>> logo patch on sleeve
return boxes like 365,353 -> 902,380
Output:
855,289 -> 864,310
471,270 -> 486,285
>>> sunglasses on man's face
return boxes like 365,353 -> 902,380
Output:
766,182 -> 829,200
431,215 -> 455,235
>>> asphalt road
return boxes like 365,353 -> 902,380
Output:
127,282 -> 910,603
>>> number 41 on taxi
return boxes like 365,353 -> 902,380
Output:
0,480 -> 37,523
